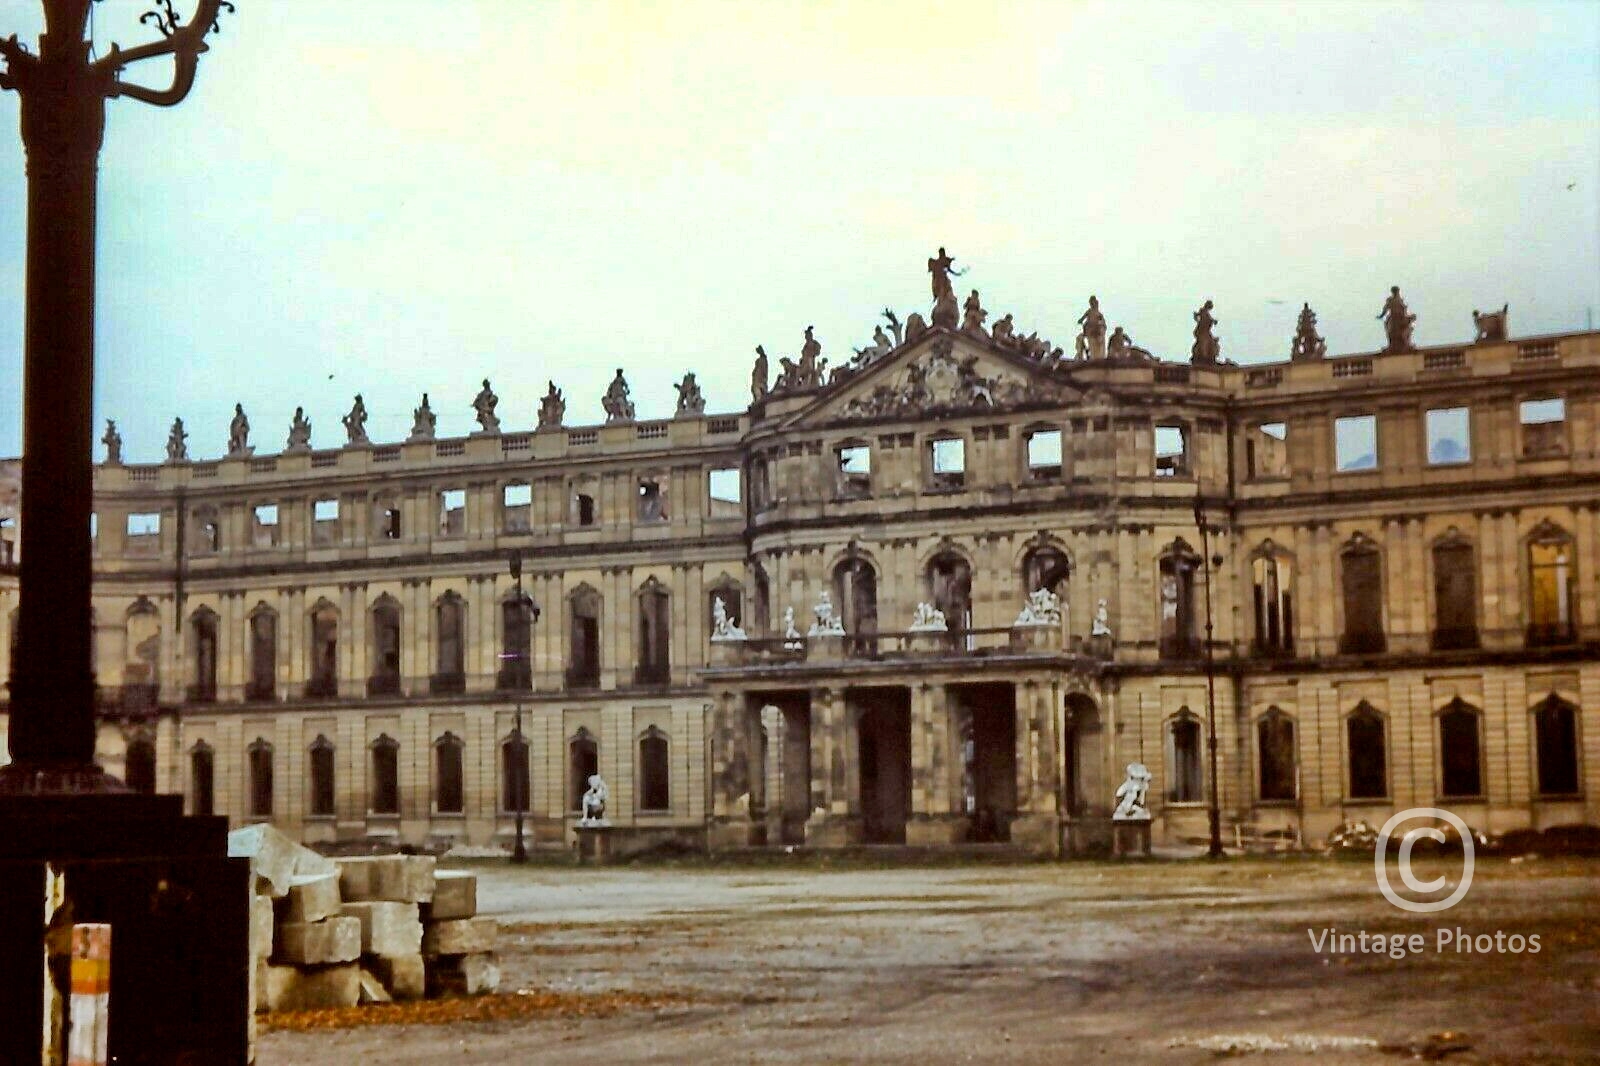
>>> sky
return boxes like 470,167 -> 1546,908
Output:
0,0 -> 1596,462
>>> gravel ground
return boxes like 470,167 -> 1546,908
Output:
259,855 -> 1600,1065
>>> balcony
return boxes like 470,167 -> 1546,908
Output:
710,624 -> 1073,670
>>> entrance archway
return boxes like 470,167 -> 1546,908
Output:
856,689 -> 911,844
1065,693 -> 1107,817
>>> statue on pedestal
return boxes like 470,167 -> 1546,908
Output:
227,403 -> 250,457
908,602 -> 948,632
927,246 -> 964,329
1378,286 -> 1416,353
1473,303 -> 1509,343
807,591 -> 846,637
751,346 -> 770,403
1076,296 -> 1107,360
342,394 -> 369,446
538,381 -> 565,430
710,596 -> 747,641
961,290 -> 988,336
1091,598 -> 1113,637
286,407 -> 312,452
799,326 -> 823,387
472,378 -> 500,434
1107,326 -> 1133,360
991,313 -> 1016,348
1191,300 -> 1221,364
1291,302 -> 1326,361
782,606 -> 803,650
579,774 -> 610,826
1112,763 -> 1153,821
602,369 -> 635,423
409,393 -> 436,442
101,419 -> 122,465
676,372 -> 706,417
1014,587 -> 1063,627
165,417 -> 188,462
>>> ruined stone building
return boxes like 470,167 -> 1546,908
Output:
1,275 -> 1596,854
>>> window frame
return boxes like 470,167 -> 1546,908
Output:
1333,413 -> 1379,473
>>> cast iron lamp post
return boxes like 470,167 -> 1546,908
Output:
507,551 -> 539,864
1193,491 -> 1226,859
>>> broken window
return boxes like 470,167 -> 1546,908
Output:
1257,709 -> 1296,802
836,443 -> 872,498
1431,535 -> 1478,650
190,742 -> 215,817
1154,423 -> 1188,478
1520,397 -> 1565,458
501,733 -> 531,813
569,728 -> 599,811
308,602 -> 339,698
636,579 -> 671,685
190,608 -> 218,702
369,595 -> 402,695
1159,541 -> 1200,659
1533,695 -> 1580,796
834,558 -> 879,655
1251,549 -> 1294,655
435,732 -> 465,815
1334,415 -> 1378,472
248,738 -> 274,818
1246,421 -> 1288,479
1528,527 -> 1575,645
637,479 -> 668,522
567,586 -> 601,689
638,727 -> 670,812
127,511 -> 161,554
247,607 -> 277,701
1346,702 -> 1387,799
309,735 -> 336,817
1438,698 -> 1483,798
1022,546 -> 1071,597
252,503 -> 280,548
312,497 -> 340,546
1425,407 -> 1471,465
1165,711 -> 1203,803
191,506 -> 221,554
499,596 -> 532,691
1024,427 -> 1062,480
928,436 -> 966,489
433,592 -> 465,692
438,489 -> 466,537
575,492 -> 597,527
125,737 -> 156,795
708,467 -> 741,517
370,734 -> 400,816
1339,536 -> 1385,654
374,495 -> 403,541
927,553 -> 973,639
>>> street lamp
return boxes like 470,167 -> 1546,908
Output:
1193,491 -> 1226,859
506,551 -> 538,864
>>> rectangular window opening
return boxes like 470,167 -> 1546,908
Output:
1334,415 -> 1378,473
1425,407 -> 1471,465
1154,425 -> 1188,477
930,438 -> 965,488
1520,397 -> 1566,457
708,467 -> 742,505
1247,422 -> 1288,479
127,512 -> 161,537
637,480 -> 668,522
838,445 -> 872,497
1026,429 -> 1062,480
439,488 -> 466,536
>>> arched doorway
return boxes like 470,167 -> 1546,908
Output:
1064,694 -> 1106,817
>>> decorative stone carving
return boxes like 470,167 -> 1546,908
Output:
807,591 -> 845,637
342,394 -> 369,446
1076,296 -> 1107,360
751,346 -> 769,403
1473,303 -> 1509,343
602,369 -> 635,424
1106,326 -> 1133,360
675,372 -> 705,418
908,602 -> 948,632
165,417 -> 188,463
472,378 -> 500,434
1112,762 -> 1153,821
578,774 -> 610,826
882,308 -> 904,347
904,311 -> 929,344
101,419 -> 122,465
1191,300 -> 1220,364
1013,587 -> 1062,627
855,325 -> 893,363
798,326 -> 824,388
839,339 -> 1064,420
775,357 -> 801,392
408,393 -> 436,442
1091,598 -> 1113,637
961,289 -> 987,337
227,403 -> 251,457
991,313 -> 1016,347
1291,302 -> 1327,361
286,407 -> 313,452
927,247 -> 964,329
1378,286 -> 1416,353
538,381 -> 565,430
710,596 -> 747,641
781,607 -> 803,650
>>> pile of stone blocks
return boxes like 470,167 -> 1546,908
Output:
227,826 -> 498,1019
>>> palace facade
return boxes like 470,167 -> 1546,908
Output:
1,279 -> 1597,855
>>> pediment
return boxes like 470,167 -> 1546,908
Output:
780,329 -> 1081,430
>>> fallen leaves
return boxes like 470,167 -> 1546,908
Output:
260,988 -> 697,1032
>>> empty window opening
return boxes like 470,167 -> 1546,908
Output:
569,729 -> 599,811
1438,699 -> 1483,798
127,512 -> 161,537
248,739 -> 274,818
1257,710 -> 1296,802
1533,696 -> 1580,796
502,735 -> 531,813
438,489 -> 466,536
503,483 -> 532,532
929,437 -> 966,489
1346,703 -> 1388,799
190,743 -> 215,816
639,727 -> 670,811
1520,397 -> 1565,457
708,467 -> 742,511
1247,421 -> 1288,479
637,479 -> 667,522
576,493 -> 597,527
370,734 -> 400,816
1154,424 -> 1188,477
1425,407 -> 1471,465
1528,530 -> 1575,645
837,444 -> 872,497
1431,538 -> 1479,650
1025,428 -> 1062,480
1166,713 -> 1203,803
1334,415 -> 1378,472
1339,539 -> 1385,654
309,736 -> 336,817
435,733 -> 465,815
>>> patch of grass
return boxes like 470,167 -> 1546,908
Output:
260,988 -> 698,1032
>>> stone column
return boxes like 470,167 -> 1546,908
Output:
707,690 -> 754,849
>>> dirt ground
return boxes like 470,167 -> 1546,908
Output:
258,855 -> 1600,1065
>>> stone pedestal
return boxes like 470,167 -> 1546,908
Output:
906,630 -> 947,655
1008,812 -> 1063,857
804,810 -> 860,847
808,633 -> 846,661
706,816 -> 759,851
708,638 -> 746,667
1011,624 -> 1058,653
905,813 -> 966,846
1112,819 -> 1153,858
574,824 -> 613,865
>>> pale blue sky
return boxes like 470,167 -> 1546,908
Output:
0,0 -> 1596,462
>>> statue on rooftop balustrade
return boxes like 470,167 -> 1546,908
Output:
751,346 -> 770,403
602,369 -> 635,423
961,290 -> 988,337
101,420 -> 122,465
1378,286 -> 1416,353
1191,300 -> 1221,364
928,246 -> 964,329
408,393 -> 436,442
165,418 -> 188,463
472,379 -> 500,434
227,403 -> 250,457
1077,296 -> 1107,360
799,326 -> 824,387
675,372 -> 706,418
1291,303 -> 1327,361
287,407 -> 312,452
538,381 -> 565,430
342,394 -> 369,446
1473,303 -> 1509,343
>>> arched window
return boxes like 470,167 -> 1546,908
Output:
1431,532 -> 1479,650
189,607 -> 219,702
435,732 -> 465,814
125,736 -> 156,795
569,728 -> 598,812
1251,546 -> 1293,655
1527,523 -> 1576,646
499,594 -> 533,691
707,579 -> 743,638
502,732 -> 531,813
1438,698 -> 1483,799
834,557 -> 878,654
308,601 -> 339,698
636,578 -> 671,686
248,738 -> 274,818
309,735 -> 336,817
369,595 -> 402,696
567,586 -> 601,689
433,592 -> 465,693
246,605 -> 277,701
752,561 -> 771,637
370,734 -> 400,816
1159,540 -> 1200,659
638,726 -> 670,812
1256,709 -> 1296,801
1021,545 -> 1070,598
926,552 -> 972,635
1339,534 -> 1385,655
1346,702 -> 1387,799
1532,695 -> 1580,796
1166,711 -> 1203,803
190,741 -> 214,816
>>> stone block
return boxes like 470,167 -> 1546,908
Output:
424,870 -> 477,920
253,957 -> 268,1014
250,894 -> 275,960
337,854 -> 436,903
228,823 -> 335,898
282,873 -> 342,924
341,901 -> 423,957
426,952 -> 500,997
357,968 -> 393,1004
422,916 -> 497,957
275,916 -> 361,965
368,953 -> 426,1001
263,963 -> 360,1012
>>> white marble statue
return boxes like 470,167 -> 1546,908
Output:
782,607 -> 803,650
1112,763 -> 1153,821
1013,586 -> 1063,627
908,602 -> 948,632
579,774 -> 611,826
710,595 -> 748,642
1091,598 -> 1113,637
807,591 -> 846,637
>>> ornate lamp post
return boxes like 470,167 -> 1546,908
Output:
506,552 -> 538,864
1193,491 -> 1226,859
